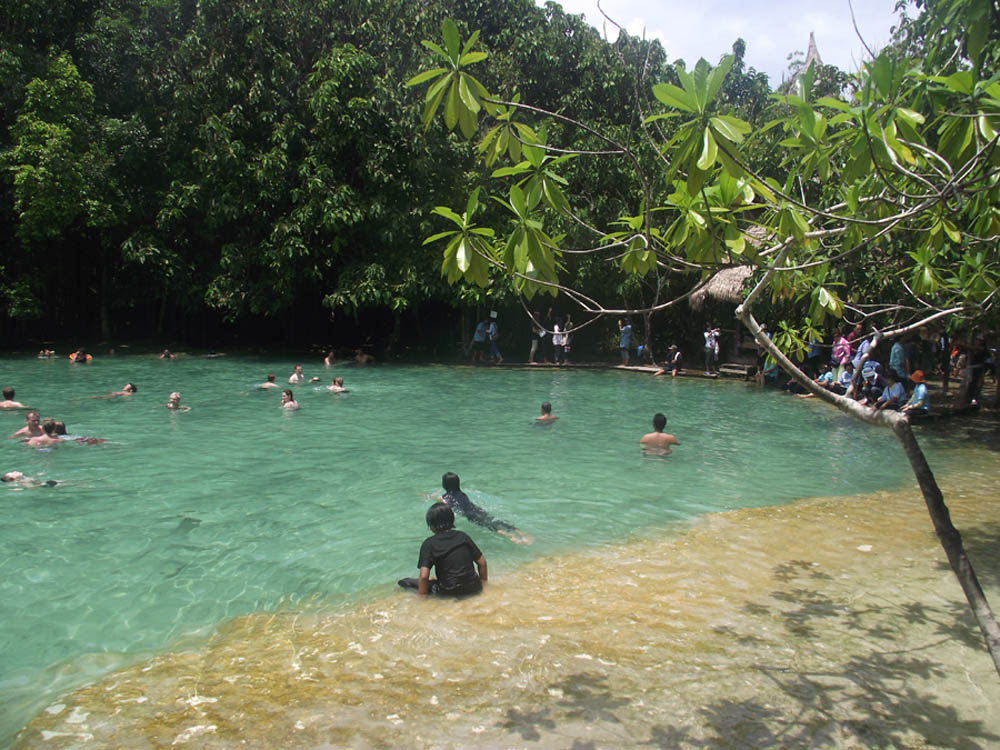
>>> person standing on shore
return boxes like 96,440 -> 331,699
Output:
528,313 -> 543,364
704,324 -> 720,375
488,315 -> 503,364
619,318 -> 633,365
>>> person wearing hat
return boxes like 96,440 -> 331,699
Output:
859,366 -> 885,405
901,370 -> 930,414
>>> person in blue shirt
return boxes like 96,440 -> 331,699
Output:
876,368 -> 907,411
619,318 -> 633,365
471,319 -> 488,362
889,340 -> 909,381
795,363 -> 834,398
487,317 -> 503,364
902,370 -> 930,414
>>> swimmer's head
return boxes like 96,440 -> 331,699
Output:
41,419 -> 58,437
426,503 -> 455,533
282,389 -> 293,402
2,471 -> 25,482
25,410 -> 39,425
442,472 -> 461,492
2,386 -> 13,400
267,374 -> 275,382
123,383 -> 137,393
540,402 -> 552,415
54,421 -> 67,435
334,377 -> 344,386
653,413 -> 667,431
169,392 -> 181,403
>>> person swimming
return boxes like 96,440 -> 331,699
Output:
2,471 -> 59,487
281,389 -> 299,410
433,472 -> 532,544
94,383 -> 137,399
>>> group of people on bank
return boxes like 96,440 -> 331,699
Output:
779,323 -> 955,415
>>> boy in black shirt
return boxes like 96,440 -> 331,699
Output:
399,504 -> 487,597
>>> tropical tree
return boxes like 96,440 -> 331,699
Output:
408,4 -> 1000,673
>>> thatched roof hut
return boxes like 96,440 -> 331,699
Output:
689,265 -> 754,311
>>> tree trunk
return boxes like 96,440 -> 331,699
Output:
98,251 -> 111,343
156,294 -> 168,337
737,307 -> 1000,677
384,309 -> 401,356
643,310 -> 654,364
892,419 -> 1000,677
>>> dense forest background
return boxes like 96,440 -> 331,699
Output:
1,0 -> 821,357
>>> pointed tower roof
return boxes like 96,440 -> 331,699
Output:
804,32 -> 823,70
782,32 -> 824,94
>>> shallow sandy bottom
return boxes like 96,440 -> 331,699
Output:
15,462 -> 1000,749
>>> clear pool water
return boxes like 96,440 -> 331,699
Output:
0,355 -> 965,742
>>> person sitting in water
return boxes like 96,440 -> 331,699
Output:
2,471 -> 60,487
354,349 -> 374,365
0,387 -> 26,409
327,377 -> 348,393
10,410 -> 43,438
165,392 -> 191,411
281,389 -> 299,409
901,370 -> 930,415
69,348 -> 92,363
398,503 -> 487,597
26,419 -> 62,448
258,374 -> 279,389
95,383 -> 137,399
640,412 -> 679,455
160,349 -> 175,359
324,350 -> 336,366
535,401 -> 558,423
434,472 -> 531,544
288,365 -> 305,384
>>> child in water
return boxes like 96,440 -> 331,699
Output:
398,503 -> 487,597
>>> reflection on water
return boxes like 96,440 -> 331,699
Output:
16,464 -> 1000,749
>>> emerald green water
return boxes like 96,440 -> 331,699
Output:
0,355 -> 963,743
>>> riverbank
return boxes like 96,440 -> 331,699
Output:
15,461 -> 1000,749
